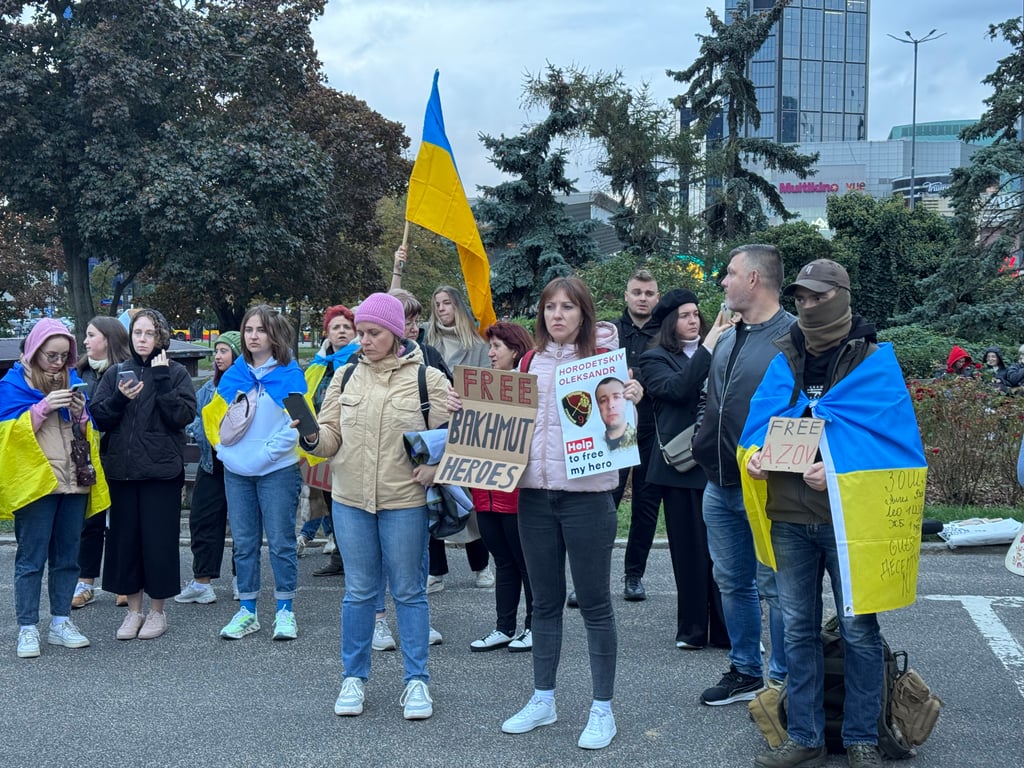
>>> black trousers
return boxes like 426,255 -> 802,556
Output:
188,465 -> 228,579
476,512 -> 532,634
662,485 -> 729,648
428,535 -> 489,576
103,476 -> 183,600
77,509 -> 106,579
616,429 -> 664,578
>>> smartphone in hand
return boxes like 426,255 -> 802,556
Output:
283,392 -> 318,436
118,370 -> 139,387
70,382 -> 89,393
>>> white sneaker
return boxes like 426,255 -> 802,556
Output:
502,696 -> 557,734
578,706 -> 616,749
272,609 -> 298,641
17,626 -> 40,658
508,629 -> 533,653
429,626 -> 443,645
334,676 -> 365,716
296,534 -> 311,557
470,629 -> 513,652
372,618 -> 396,651
323,533 -> 337,554
400,680 -> 433,720
47,619 -> 90,649
174,580 -> 216,604
426,575 -> 444,594
473,566 -> 495,588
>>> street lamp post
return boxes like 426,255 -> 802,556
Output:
887,29 -> 946,211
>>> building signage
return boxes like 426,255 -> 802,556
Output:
778,181 -> 866,194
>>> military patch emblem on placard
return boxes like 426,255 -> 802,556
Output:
561,391 -> 592,427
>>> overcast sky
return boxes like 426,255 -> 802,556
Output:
311,0 -> 1019,194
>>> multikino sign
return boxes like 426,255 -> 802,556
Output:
778,181 -> 865,194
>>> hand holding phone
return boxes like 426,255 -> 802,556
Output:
70,382 -> 89,393
118,370 -> 139,387
283,392 -> 319,440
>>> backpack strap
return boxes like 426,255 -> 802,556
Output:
520,350 -> 535,372
339,361 -> 429,429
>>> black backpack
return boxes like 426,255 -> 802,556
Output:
778,616 -> 916,759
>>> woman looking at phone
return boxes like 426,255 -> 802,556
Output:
91,309 -> 197,641
1,319 -> 108,658
69,316 -> 130,610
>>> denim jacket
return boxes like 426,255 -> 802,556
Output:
186,378 -> 215,474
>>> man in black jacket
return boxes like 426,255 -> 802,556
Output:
692,245 -> 792,706
612,269 -> 661,601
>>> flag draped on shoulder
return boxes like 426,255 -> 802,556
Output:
406,70 -> 496,333
738,344 -> 927,616
0,364 -> 108,519
301,342 -> 359,466
202,356 -> 307,450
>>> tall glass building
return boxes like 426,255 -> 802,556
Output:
727,0 -> 869,143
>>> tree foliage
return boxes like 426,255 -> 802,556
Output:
0,210 -> 62,328
743,221 -> 850,287
826,193 -> 955,330
668,0 -> 818,242
0,1 -> 408,336
523,67 -> 701,259
475,67 -> 599,314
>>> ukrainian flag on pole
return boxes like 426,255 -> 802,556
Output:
738,344 -> 927,616
406,71 -> 496,332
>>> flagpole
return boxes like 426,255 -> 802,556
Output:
402,220 -> 410,250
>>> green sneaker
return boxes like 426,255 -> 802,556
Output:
272,609 -> 297,641
220,608 -> 260,640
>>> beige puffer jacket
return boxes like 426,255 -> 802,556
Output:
35,408 -> 90,495
310,342 -> 450,513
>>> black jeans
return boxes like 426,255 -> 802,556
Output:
616,429 -> 664,579
77,509 -> 106,579
476,511 -> 532,635
428,535 -> 489,576
518,488 -> 617,700
188,465 -> 228,579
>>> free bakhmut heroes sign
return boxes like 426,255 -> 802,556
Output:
436,366 -> 539,492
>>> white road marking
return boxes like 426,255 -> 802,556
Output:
924,595 -> 1024,700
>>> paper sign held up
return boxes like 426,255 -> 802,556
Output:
760,416 -> 825,473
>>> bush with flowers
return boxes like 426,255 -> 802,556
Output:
910,376 -> 1024,506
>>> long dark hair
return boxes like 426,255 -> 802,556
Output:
240,304 -> 295,366
534,276 -> 598,359
76,315 -> 130,376
654,305 -> 709,354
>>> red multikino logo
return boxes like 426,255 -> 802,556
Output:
566,437 -> 594,454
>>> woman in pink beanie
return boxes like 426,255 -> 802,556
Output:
301,292 -> 451,721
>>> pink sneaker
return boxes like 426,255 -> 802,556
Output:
117,611 -> 144,640
138,611 -> 168,640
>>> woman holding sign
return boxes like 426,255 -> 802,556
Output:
639,289 -> 728,651
501,276 -> 642,751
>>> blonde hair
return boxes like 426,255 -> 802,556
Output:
425,286 -> 480,349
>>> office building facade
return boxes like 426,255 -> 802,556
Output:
727,0 -> 869,143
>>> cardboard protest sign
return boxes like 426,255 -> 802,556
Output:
435,366 -> 539,492
554,349 -> 640,478
760,416 -> 825,473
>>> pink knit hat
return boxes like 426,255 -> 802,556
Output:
24,318 -> 78,363
355,293 -> 405,338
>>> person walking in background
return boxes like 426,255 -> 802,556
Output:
301,305 -> 359,570
300,293 -> 451,720
467,321 -> 535,654
2,319 -> 108,658
175,331 -> 242,606
70,316 -> 130,609
210,306 -> 306,642
501,276 -> 643,750
691,244 -> 791,705
91,309 -> 196,641
639,290 -> 729,651
611,269 -> 661,603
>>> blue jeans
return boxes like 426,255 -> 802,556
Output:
14,493 -> 87,625
771,521 -> 883,747
702,481 -> 786,680
333,502 -> 430,684
225,465 -> 301,601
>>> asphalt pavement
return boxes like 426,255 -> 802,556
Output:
0,540 -> 1020,768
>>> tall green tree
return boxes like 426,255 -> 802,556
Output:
475,67 -> 599,314
826,193 -> 954,329
668,0 -> 818,242
523,68 -> 701,259
744,220 -> 850,286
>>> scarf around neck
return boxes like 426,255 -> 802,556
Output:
797,290 -> 852,356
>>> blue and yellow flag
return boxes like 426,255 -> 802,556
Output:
406,71 -> 496,333
0,365 -> 109,519
738,344 -> 926,616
